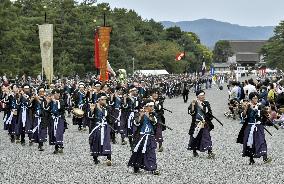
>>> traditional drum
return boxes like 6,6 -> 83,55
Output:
72,108 -> 84,118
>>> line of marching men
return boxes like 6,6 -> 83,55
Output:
1,84 -> 67,153
1,81 -> 167,175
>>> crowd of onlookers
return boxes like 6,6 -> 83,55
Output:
225,75 -> 284,128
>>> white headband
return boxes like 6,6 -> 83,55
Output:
146,102 -> 155,106
198,92 -> 205,96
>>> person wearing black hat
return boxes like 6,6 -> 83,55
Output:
237,92 -> 272,165
187,90 -> 215,159
88,93 -> 112,166
128,99 -> 160,175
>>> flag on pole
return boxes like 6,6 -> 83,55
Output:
38,24 -> 53,83
94,31 -> 100,68
210,64 -> 215,76
98,27 -> 112,82
175,52 -> 185,61
107,60 -> 116,77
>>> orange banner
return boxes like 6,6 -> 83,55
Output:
98,27 -> 112,82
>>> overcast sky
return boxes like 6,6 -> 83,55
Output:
96,0 -> 284,26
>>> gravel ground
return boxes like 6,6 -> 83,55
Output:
1,85 -> 284,184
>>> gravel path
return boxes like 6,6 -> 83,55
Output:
1,86 -> 284,184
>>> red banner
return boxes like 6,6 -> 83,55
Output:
94,31 -> 100,68
175,52 -> 185,61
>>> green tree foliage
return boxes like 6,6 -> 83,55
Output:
261,20 -> 284,70
213,40 -> 234,63
0,0 -> 212,76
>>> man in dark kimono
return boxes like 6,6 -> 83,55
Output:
108,87 -> 123,144
72,82 -> 86,131
32,87 -> 49,151
182,84 -> 189,103
5,84 -> 20,143
237,92 -> 272,165
128,100 -> 160,175
48,89 -> 66,154
187,90 -> 215,158
17,85 -> 33,145
88,93 -> 112,166
150,89 -> 166,152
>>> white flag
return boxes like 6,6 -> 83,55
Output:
39,24 -> 53,83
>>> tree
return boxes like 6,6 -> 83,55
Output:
165,26 -> 182,41
213,40 -> 234,63
0,1 -> 211,76
260,21 -> 284,70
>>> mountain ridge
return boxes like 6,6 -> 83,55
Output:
160,19 -> 274,47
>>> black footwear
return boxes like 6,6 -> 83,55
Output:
94,159 -> 100,165
249,157 -> 255,165
21,142 -> 25,146
193,151 -> 199,157
53,150 -> 59,154
207,152 -> 215,159
158,146 -> 164,152
38,146 -> 44,151
134,167 -> 140,173
29,141 -> 33,146
11,138 -> 15,143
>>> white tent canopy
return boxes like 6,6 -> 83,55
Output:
134,70 -> 169,75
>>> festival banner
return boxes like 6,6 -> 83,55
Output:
94,31 -> 100,68
175,52 -> 185,61
98,27 -> 112,81
38,24 -> 53,83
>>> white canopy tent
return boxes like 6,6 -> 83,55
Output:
134,70 -> 169,76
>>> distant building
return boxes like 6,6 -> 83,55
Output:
227,40 -> 267,66
212,63 -> 231,74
